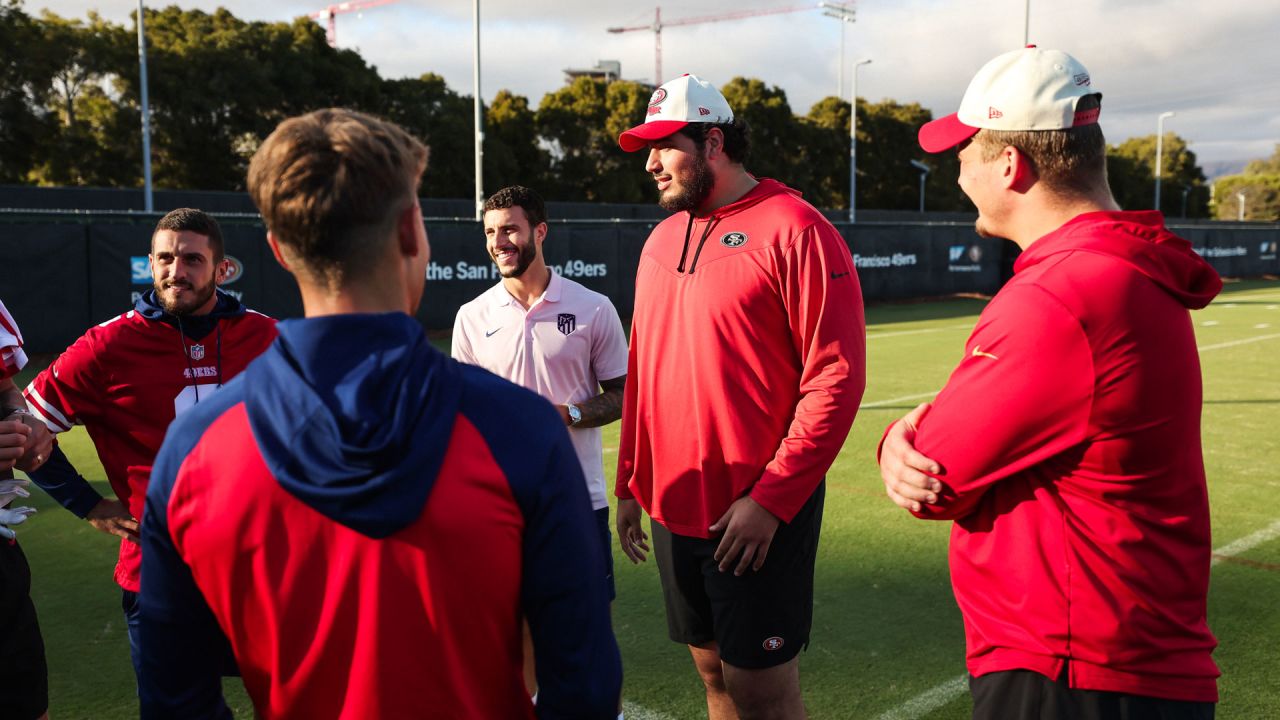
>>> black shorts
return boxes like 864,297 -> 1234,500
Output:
971,669 -> 1215,720
0,539 -> 49,720
652,482 -> 824,670
595,506 -> 616,602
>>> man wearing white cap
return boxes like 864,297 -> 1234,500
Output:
879,47 -> 1220,718
615,74 -> 866,718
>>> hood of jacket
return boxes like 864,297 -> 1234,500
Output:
1015,210 -> 1222,309
699,177 -> 800,220
135,288 -> 247,340
242,312 -> 462,538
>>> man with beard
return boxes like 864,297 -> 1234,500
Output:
878,47 -> 1220,718
615,74 -> 866,719
452,185 -> 628,708
23,208 -> 276,680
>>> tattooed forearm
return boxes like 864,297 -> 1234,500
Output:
573,376 -> 626,428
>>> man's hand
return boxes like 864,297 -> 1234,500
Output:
0,419 -> 31,473
710,496 -> 780,576
12,413 -> 52,473
86,498 -> 140,544
616,498 -> 649,564
879,402 -> 943,513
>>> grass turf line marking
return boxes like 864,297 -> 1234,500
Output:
860,391 -> 938,409
868,324 -> 972,340
1198,333 -> 1280,352
1210,519 -> 1280,566
876,519 -> 1280,720
874,675 -> 968,720
623,700 -> 678,720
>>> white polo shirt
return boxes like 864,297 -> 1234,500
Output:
452,272 -> 628,510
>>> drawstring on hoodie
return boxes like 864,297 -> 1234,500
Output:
175,316 -> 225,406
176,316 -> 200,405
676,213 -> 721,275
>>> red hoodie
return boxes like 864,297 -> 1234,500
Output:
893,211 -> 1222,701
617,179 -> 866,536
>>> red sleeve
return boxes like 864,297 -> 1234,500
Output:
749,223 -> 866,522
24,329 -> 103,432
0,301 -> 26,379
910,285 -> 1094,520
614,321 -> 638,501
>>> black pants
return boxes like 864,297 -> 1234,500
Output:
0,538 -> 49,720
971,670 -> 1215,720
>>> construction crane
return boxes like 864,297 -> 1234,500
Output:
607,3 -> 848,85
309,0 -> 401,48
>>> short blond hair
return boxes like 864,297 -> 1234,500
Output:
247,108 -> 428,287
973,95 -> 1107,198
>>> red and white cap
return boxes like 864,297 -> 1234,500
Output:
919,46 -> 1102,153
618,74 -> 734,152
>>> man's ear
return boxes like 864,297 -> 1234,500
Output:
397,202 -> 422,257
534,221 -> 548,245
705,127 -> 726,161
266,231 -> 291,271
1005,145 -> 1038,192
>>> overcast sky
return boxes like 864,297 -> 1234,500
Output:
23,0 -> 1280,172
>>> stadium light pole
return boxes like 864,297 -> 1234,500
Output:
473,0 -> 484,221
1236,190 -> 1246,222
848,58 -> 871,223
910,159 -> 930,213
1154,111 -> 1174,212
1181,186 -> 1190,218
137,0 -> 154,213
820,3 -> 857,98
1023,0 -> 1030,45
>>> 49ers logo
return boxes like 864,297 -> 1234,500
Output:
763,636 -> 785,652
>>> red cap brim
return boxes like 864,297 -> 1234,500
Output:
618,120 -> 690,152
918,113 -> 979,153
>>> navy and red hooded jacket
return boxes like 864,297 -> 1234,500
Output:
139,312 -> 621,719
882,211 -> 1222,701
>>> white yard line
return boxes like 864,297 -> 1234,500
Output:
623,699 -> 679,720
860,391 -> 939,409
876,519 -> 1280,720
868,323 -> 972,340
1211,519 -> 1280,566
1198,333 -> 1280,352
873,675 -> 968,720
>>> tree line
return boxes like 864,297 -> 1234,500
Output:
0,2 -> 1220,216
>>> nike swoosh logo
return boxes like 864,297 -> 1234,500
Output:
830,271 -> 850,279
485,328 -> 501,337
971,345 -> 999,360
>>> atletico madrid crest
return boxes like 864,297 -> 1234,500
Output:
557,313 -> 576,336
188,343 -> 205,361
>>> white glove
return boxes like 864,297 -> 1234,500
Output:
0,478 -> 32,509
0,505 -> 35,540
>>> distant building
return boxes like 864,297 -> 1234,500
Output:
563,60 -> 623,84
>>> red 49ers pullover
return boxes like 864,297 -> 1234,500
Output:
617,179 -> 866,535
892,211 -> 1222,702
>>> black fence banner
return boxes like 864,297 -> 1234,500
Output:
3,214 -> 1276,353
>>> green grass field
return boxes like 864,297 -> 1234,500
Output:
11,279 -> 1280,719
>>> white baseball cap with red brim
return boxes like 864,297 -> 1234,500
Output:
919,46 -> 1103,153
618,74 -> 734,152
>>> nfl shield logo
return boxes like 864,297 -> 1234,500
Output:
557,313 -> 576,336
188,343 -> 205,361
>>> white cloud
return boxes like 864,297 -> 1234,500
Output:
20,0 -> 1280,165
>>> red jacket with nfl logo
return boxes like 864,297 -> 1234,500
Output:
24,289 -> 276,591
617,178 -> 866,536
885,211 -> 1222,702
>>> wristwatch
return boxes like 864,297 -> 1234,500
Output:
566,403 -> 583,426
